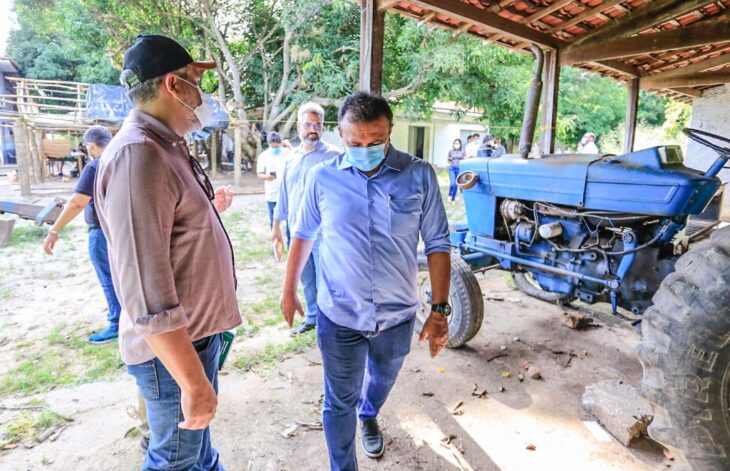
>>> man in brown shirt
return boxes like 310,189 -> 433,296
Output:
95,35 -> 240,470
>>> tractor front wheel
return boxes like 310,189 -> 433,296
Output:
416,254 -> 484,348
637,225 -> 730,470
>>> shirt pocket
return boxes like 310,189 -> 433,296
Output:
388,197 -> 421,237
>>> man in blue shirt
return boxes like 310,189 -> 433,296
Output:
281,92 -> 452,470
272,102 -> 341,336
43,126 -> 122,344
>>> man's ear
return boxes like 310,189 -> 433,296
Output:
163,74 -> 177,96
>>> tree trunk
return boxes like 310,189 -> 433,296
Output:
13,119 -> 32,196
234,125 -> 243,188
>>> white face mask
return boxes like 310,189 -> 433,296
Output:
173,76 -> 213,131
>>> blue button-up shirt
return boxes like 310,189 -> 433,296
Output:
274,140 -> 341,231
294,145 -> 451,333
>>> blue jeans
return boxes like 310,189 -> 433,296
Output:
266,201 -> 276,228
88,227 -> 121,330
300,240 -> 320,326
448,166 -> 459,201
128,334 -> 224,471
317,313 -> 415,471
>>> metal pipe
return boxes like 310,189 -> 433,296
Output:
470,245 -> 618,288
519,44 -> 544,159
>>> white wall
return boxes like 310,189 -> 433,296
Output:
687,84 -> 730,220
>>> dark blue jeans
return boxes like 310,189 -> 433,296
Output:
88,227 -> 121,330
266,201 -> 276,228
317,313 -> 415,471
128,334 -> 224,471
448,166 -> 459,201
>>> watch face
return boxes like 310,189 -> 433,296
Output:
444,304 -> 452,316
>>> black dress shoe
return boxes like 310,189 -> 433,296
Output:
361,417 -> 385,458
290,322 -> 316,337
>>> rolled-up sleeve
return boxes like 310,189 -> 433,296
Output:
273,160 -> 289,222
97,143 -> 188,336
420,165 -> 451,255
293,166 -> 321,241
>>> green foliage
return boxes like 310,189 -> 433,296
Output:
0,409 -> 69,448
662,100 -> 692,139
231,329 -> 316,371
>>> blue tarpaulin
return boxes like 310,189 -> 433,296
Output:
84,84 -> 229,131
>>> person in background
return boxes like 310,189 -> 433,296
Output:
492,136 -> 507,157
271,102 -> 341,337
281,92 -> 451,470
477,134 -> 495,158
97,35 -> 240,470
42,125 -> 121,344
447,138 -> 465,204
465,133 -> 480,159
257,132 -> 289,227
577,132 -> 599,154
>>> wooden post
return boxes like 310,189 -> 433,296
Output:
28,126 -> 43,183
359,0 -> 385,94
210,130 -> 218,176
234,125 -> 243,188
624,78 -> 639,154
35,130 -> 48,180
25,127 -> 39,184
13,118 -> 32,196
541,49 -> 560,154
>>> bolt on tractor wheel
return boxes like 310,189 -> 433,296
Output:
416,254 -> 484,348
637,225 -> 730,470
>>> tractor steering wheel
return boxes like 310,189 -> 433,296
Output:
683,128 -> 730,157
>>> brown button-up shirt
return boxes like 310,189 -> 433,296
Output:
95,109 -> 241,365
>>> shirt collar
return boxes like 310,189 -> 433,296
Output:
296,139 -> 325,157
128,109 -> 183,145
337,144 -> 408,171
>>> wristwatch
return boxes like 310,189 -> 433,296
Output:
431,302 -> 452,317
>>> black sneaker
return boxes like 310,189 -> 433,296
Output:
290,322 -> 316,337
360,417 -> 385,459
139,435 -> 150,454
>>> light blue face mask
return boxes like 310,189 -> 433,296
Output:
271,147 -> 282,156
345,143 -> 386,171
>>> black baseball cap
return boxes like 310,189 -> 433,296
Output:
121,35 -> 216,90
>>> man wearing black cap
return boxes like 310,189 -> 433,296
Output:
94,35 -> 240,470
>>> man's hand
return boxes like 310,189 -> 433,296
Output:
280,291 -> 304,327
213,185 -> 234,213
271,223 -> 284,245
179,381 -> 218,430
43,231 -> 59,255
419,313 -> 449,358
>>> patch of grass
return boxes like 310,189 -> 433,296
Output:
231,329 -> 316,371
250,293 -> 280,316
0,323 -> 124,396
0,287 -> 12,300
0,409 -> 69,448
234,319 -> 260,339
8,224 -> 47,246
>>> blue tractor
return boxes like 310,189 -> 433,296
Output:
416,45 -> 730,471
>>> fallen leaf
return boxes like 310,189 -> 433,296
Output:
471,383 -> 488,399
422,392 -> 434,397
518,373 -> 524,382
441,434 -> 457,445
526,444 -> 537,451
499,385 -> 505,392
501,371 -> 511,378
451,401 -> 464,415
437,367 -> 445,373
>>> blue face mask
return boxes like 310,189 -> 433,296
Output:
345,143 -> 386,171
271,147 -> 282,156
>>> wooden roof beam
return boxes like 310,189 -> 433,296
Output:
562,20 -> 730,64
669,87 -> 704,98
641,69 -> 730,89
547,0 -> 626,35
404,0 -> 560,48
644,52 -> 730,80
571,0 -> 715,46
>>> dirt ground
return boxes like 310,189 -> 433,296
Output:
0,173 -> 667,470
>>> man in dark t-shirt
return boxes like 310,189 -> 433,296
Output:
43,125 -> 121,344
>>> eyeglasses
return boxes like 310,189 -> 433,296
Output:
189,156 -> 215,201
302,122 -> 323,131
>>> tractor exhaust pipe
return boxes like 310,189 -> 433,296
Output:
519,44 -> 544,159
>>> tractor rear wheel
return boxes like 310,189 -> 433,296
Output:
512,272 -> 573,305
637,225 -> 730,470
416,254 -> 484,348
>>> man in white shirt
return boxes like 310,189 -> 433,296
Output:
577,132 -> 599,154
257,132 -> 289,226
465,133 -> 480,159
